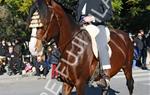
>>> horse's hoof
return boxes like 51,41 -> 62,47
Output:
58,92 -> 62,95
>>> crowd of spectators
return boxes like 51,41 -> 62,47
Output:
0,39 -> 60,79
130,30 -> 150,70
0,30 -> 149,79
0,39 -> 23,75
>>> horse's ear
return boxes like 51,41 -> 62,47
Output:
51,0 -> 56,6
51,0 -> 62,10
45,0 -> 53,6
51,0 -> 64,15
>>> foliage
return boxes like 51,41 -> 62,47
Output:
0,0 -> 150,41
0,0 -> 32,41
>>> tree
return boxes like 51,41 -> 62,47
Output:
0,0 -> 33,41
111,0 -> 150,33
61,0 -> 150,33
0,0 -> 150,41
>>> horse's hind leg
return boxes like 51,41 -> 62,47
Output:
61,83 -> 74,95
122,63 -> 134,95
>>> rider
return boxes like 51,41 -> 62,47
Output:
76,0 -> 113,87
53,0 -> 113,86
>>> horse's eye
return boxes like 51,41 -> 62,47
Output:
37,27 -> 44,31
37,27 -> 41,30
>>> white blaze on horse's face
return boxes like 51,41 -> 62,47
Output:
29,27 -> 44,56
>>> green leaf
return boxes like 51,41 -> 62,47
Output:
146,5 -> 150,11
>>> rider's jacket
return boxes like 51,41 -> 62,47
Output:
76,0 -> 113,23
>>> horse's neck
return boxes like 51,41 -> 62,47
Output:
58,14 -> 79,52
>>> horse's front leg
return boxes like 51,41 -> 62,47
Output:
75,81 -> 86,95
61,82 -> 74,95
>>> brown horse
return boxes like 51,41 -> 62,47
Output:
28,0 -> 134,95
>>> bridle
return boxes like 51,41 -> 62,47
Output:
30,1 -> 84,52
30,4 -> 55,43
41,5 -> 55,41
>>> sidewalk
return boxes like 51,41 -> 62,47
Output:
147,63 -> 150,69
0,73 -> 38,82
0,70 -> 52,82
0,67 -> 149,82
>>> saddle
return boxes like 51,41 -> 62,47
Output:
82,24 -> 112,59
82,24 -> 112,87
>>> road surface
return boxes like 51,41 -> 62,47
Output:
0,68 -> 149,95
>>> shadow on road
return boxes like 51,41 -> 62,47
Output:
70,85 -> 120,95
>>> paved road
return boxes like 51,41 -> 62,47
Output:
0,68 -> 149,95
110,69 -> 150,95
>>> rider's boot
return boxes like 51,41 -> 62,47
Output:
96,69 -> 110,88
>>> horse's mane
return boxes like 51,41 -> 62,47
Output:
27,2 -> 37,24
54,1 -> 79,29
55,0 -> 78,19
28,0 -> 78,31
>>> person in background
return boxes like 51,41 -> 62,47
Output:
0,39 -> 7,56
0,56 -> 6,75
140,30 -> 148,70
47,44 -> 61,79
134,30 -> 148,70
134,32 -> 143,67
13,39 -> 23,74
5,46 -> 19,75
22,59 -> 33,76
35,55 -> 49,79
129,33 -> 139,68
146,33 -> 150,65
0,39 -> 7,75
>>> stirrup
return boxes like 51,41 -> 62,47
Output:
96,77 -> 110,88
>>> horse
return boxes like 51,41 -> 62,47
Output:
28,0 -> 134,95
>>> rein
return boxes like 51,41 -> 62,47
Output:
41,4 -> 85,54
57,28 -> 85,55
42,5 -> 55,41
30,1 -> 86,60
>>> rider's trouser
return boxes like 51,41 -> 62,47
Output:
95,25 -> 111,70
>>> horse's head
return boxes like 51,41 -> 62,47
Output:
28,0 -> 61,56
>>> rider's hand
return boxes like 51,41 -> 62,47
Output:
83,15 -> 95,23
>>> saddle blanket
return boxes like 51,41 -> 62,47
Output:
83,24 -> 112,58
